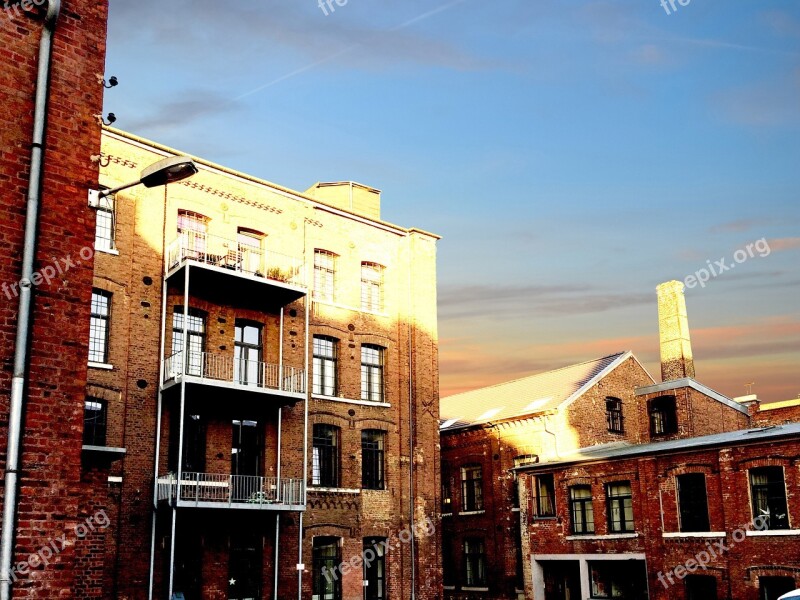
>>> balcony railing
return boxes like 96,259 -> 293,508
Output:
164,350 -> 305,395
158,472 -> 304,508
167,231 -> 305,287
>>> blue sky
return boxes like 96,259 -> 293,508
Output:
106,0 -> 800,401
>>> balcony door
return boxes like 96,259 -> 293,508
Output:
237,229 -> 263,276
172,307 -> 206,377
228,531 -> 262,600
177,210 -> 207,260
234,321 -> 262,387
231,419 -> 262,502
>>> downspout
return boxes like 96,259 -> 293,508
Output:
406,235 -> 417,600
0,1 -> 63,598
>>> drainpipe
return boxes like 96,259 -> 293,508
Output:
406,236 -> 417,600
0,1 -> 63,598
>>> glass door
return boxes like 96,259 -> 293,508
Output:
234,321 -> 262,386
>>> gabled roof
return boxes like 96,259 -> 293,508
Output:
440,351 -> 651,432
635,378 -> 749,415
514,423 -> 800,470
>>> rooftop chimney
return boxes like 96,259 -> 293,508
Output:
305,181 -> 381,220
657,280 -> 696,382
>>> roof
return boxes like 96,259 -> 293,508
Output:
760,398 -> 800,411
515,422 -> 800,471
635,378 -> 749,416
440,351 -> 648,431
101,128 -> 440,240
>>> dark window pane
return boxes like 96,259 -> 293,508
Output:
750,467 -> 789,530
313,425 -> 340,488
83,399 -> 107,446
678,473 -> 710,532
362,430 -> 385,490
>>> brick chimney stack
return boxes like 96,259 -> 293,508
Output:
657,280 -> 696,381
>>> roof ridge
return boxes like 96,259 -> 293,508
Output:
442,351 -> 629,400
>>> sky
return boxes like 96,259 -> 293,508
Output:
105,0 -> 800,403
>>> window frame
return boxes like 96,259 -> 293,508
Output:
749,466 -> 789,530
606,397 -> 624,434
677,473 -> 711,533
569,485 -> 595,534
89,289 -> 112,364
532,474 -> 556,519
312,424 -> 340,488
83,398 -> 108,446
360,262 -> 385,312
312,536 -> 342,600
94,191 -> 116,252
312,335 -> 339,397
463,537 -> 487,587
361,429 -> 386,490
649,395 -> 678,436
606,481 -> 635,533
461,464 -> 484,512
171,306 -> 207,377
363,537 -> 387,600
313,249 -> 337,302
360,345 -> 385,403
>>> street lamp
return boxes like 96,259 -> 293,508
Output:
96,155 -> 198,199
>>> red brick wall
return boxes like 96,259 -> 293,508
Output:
0,1 -> 109,598
754,401 -> 800,426
519,436 -> 800,600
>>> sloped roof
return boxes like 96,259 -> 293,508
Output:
514,422 -> 800,470
440,351 -> 645,431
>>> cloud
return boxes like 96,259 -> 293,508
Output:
630,44 -> 671,66
762,10 -> 800,39
709,218 -> 768,234
438,283 -> 653,320
123,90 -> 244,135
714,68 -> 800,127
769,237 -> 800,252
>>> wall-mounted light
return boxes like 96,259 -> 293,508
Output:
94,112 -> 116,126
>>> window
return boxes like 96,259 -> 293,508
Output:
83,399 -> 107,446
677,473 -> 710,532
89,289 -> 111,363
361,345 -> 384,403
234,321 -> 262,386
590,560 -> 648,598
312,537 -> 341,600
606,397 -> 624,434
363,538 -> 386,600
312,336 -> 338,396
237,228 -> 263,275
361,430 -> 385,490
94,192 -> 115,251
442,541 -> 456,587
463,538 -> 486,587
759,576 -> 795,600
171,307 -> 206,377
532,474 -> 556,518
312,425 -> 340,488
606,481 -> 634,533
177,210 -> 208,259
461,464 -> 483,512
569,486 -> 595,534
685,575 -> 717,600
313,249 -> 336,302
750,467 -> 789,530
649,395 -> 678,436
168,413 -> 206,473
361,262 -> 384,312
442,466 -> 453,513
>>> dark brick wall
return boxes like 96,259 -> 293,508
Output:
0,0 -> 110,597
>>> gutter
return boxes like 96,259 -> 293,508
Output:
0,1 -> 63,597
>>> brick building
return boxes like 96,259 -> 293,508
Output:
512,282 -> 800,600
0,0 -> 112,598
87,128 -> 442,599
441,280 -> 799,600
439,351 -> 657,599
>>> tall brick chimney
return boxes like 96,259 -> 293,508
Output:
657,280 -> 696,381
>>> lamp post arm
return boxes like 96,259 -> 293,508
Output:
98,179 -> 142,199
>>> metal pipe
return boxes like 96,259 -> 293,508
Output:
273,514 -> 280,600
406,236 -> 417,600
0,2 -> 62,597
148,244 -> 171,599
297,512 -> 304,600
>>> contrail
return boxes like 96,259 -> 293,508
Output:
234,0 -> 468,101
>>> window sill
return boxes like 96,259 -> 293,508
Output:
459,510 -> 486,516
95,247 -> 119,256
443,586 -> 456,591
532,516 -> 557,521
463,587 -> 489,592
88,362 -> 113,370
312,394 -> 391,408
511,507 -> 521,512
442,512 -> 453,518
746,529 -> 800,537
663,532 -> 726,539
565,533 -> 638,541
309,487 -> 360,494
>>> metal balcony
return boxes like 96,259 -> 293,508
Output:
165,231 -> 307,308
157,472 -> 304,511
162,350 -> 305,402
